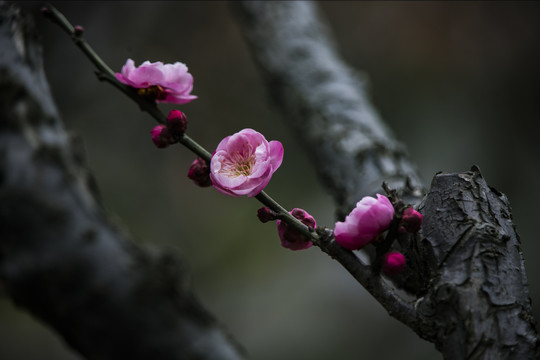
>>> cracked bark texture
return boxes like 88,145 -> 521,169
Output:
0,3 -> 244,360
233,1 -> 539,359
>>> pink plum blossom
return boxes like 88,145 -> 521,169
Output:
334,194 -> 395,250
382,251 -> 406,275
277,208 -> 316,251
210,128 -> 283,198
115,59 -> 197,104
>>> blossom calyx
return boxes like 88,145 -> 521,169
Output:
187,157 -> 212,187
277,208 -> 316,251
334,194 -> 395,250
382,251 -> 406,275
210,128 -> 283,198
167,110 -> 188,138
399,207 -> 423,233
151,125 -> 175,149
116,59 -> 197,104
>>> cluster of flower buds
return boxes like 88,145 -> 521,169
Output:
150,109 -> 188,149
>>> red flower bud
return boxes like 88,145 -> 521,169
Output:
399,207 -> 423,233
382,251 -> 406,275
187,157 -> 212,187
74,25 -> 85,37
257,207 -> 277,223
151,125 -> 174,149
167,109 -> 188,138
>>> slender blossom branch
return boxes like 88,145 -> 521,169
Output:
42,5 -> 415,325
42,3 -> 318,244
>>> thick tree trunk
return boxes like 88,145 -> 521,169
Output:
0,3 -> 244,360
232,1 -> 539,359
417,169 -> 539,358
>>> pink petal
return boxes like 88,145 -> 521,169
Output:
129,65 -> 165,87
268,141 -> 284,170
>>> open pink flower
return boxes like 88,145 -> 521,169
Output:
210,128 -> 283,198
277,208 -> 316,251
115,59 -> 197,104
334,194 -> 394,250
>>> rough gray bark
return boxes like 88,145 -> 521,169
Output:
416,169 -> 538,358
232,1 -> 539,359
0,3 -> 244,360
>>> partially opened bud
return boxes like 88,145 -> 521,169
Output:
187,157 -> 212,187
334,194 -> 395,250
399,207 -> 423,233
276,208 -> 316,251
151,125 -> 175,149
167,109 -> 188,138
382,251 -> 406,275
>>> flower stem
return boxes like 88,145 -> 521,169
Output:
179,135 -> 212,163
43,3 -> 321,245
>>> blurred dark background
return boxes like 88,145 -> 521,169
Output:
2,1 -> 539,359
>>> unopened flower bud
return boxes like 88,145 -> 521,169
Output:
382,251 -> 406,275
257,207 -> 277,223
276,208 -> 316,251
41,6 -> 52,16
187,157 -> 212,187
167,109 -> 188,137
151,124 -> 174,149
74,25 -> 85,37
399,207 -> 423,233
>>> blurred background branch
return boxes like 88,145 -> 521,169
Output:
0,3 -> 245,359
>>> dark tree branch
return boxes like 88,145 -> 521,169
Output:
0,3 -> 244,360
232,1 -> 539,359
416,169 -> 539,358
231,1 -> 424,219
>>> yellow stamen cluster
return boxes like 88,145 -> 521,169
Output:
221,151 -> 256,177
